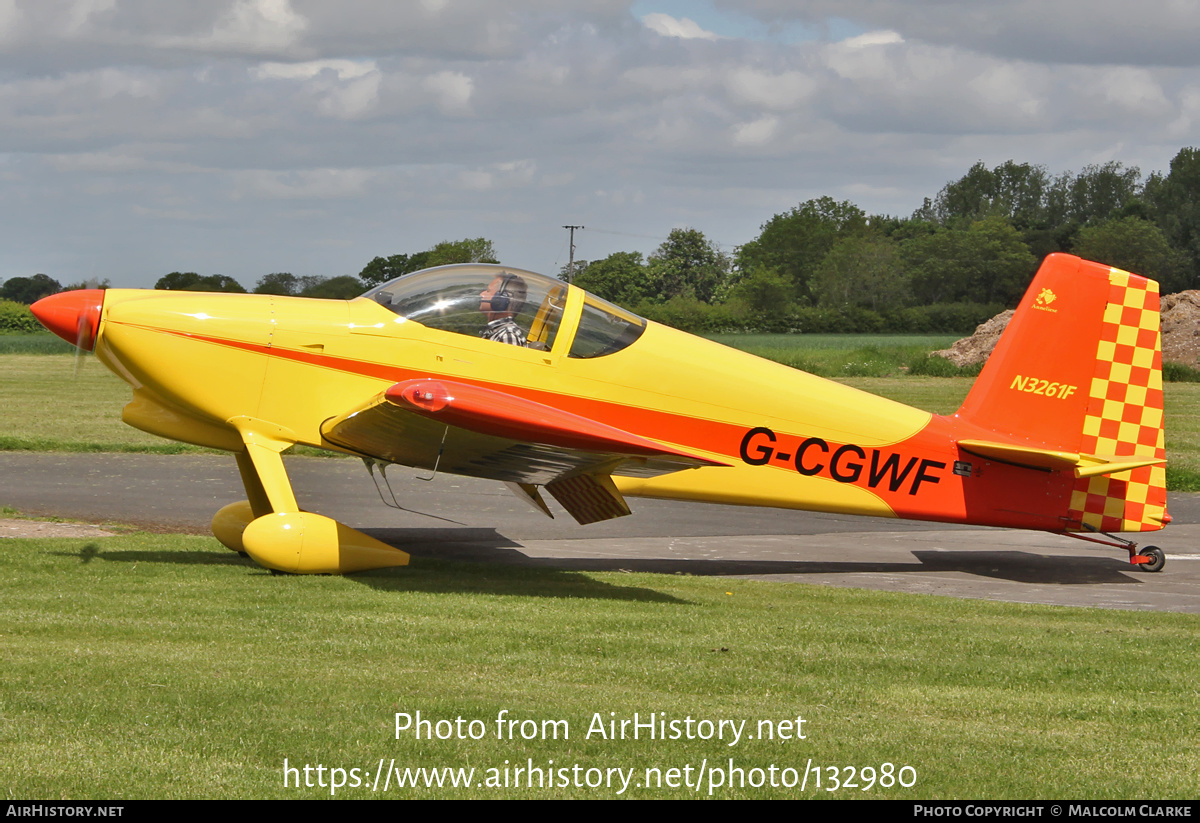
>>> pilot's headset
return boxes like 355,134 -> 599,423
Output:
490,273 -> 516,313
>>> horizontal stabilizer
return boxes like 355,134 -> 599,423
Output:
958,439 -> 1165,478
1073,454 -> 1167,479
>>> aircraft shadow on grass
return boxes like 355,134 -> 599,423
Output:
55,531 -> 1148,590
52,534 -> 687,603
383,542 -> 1145,586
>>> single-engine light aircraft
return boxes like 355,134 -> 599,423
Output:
32,253 -> 1169,574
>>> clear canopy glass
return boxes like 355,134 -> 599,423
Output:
362,264 -> 646,357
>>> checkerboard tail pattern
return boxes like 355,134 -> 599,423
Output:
1067,269 -> 1167,532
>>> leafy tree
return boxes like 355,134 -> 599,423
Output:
1050,162 -> 1143,227
298,275 -> 365,299
903,217 -> 1036,305
0,299 -> 42,332
915,161 -> 1052,229
1145,147 -> 1200,290
61,278 -> 110,291
1,274 -> 61,304
727,266 -> 793,322
294,275 -> 327,294
155,271 -> 201,290
254,272 -> 299,295
154,272 -> 246,292
812,235 -> 907,312
571,252 -> 650,306
736,197 -> 867,302
425,238 -> 499,267
357,238 -> 496,289
1072,216 -> 1191,293
646,228 -> 729,303
358,253 -> 431,288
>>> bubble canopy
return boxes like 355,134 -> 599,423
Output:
361,264 -> 646,358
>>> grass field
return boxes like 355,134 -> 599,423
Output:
706,333 -> 967,377
1,532 -> 1196,799
0,333 -> 75,355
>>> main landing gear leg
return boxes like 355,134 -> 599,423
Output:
210,417 -> 409,575
1063,528 -> 1166,572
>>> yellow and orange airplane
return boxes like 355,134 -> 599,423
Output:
32,253 -> 1169,574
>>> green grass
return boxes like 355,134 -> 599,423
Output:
0,333 -> 76,355
1161,383 -> 1200,490
706,333 -> 966,378
0,355 -> 330,456
707,333 -> 962,351
1,532 -> 1196,799
0,354 -> 191,452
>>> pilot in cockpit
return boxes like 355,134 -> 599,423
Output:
478,273 -> 528,347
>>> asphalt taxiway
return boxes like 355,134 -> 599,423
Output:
1,452 -> 1197,613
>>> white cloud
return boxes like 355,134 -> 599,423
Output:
63,0 -> 117,36
231,167 -> 373,199
253,59 -> 381,118
44,151 -> 203,174
1095,68 -> 1172,116
840,30 -> 902,48
209,0 -> 307,51
146,0 -> 309,56
0,0 -> 23,45
254,59 -> 377,81
422,70 -> 474,115
732,116 -> 778,146
641,13 -> 720,41
456,159 -> 538,190
726,68 -> 815,110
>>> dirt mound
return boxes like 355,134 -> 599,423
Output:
931,310 -> 1014,368
932,290 -> 1200,368
1160,290 -> 1200,366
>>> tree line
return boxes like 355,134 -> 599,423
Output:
3,147 -> 1199,336
569,147 -> 1200,333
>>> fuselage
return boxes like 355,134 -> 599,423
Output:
80,282 -> 1080,534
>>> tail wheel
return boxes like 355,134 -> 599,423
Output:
1140,546 -> 1166,573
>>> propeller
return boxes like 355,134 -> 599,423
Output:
30,289 -> 105,373
72,279 -> 106,375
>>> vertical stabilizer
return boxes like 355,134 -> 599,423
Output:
954,254 -> 1167,532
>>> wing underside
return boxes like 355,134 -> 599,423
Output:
321,378 -> 726,523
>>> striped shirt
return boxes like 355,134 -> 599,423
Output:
482,317 -> 527,347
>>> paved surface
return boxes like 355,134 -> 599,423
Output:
1,452 -> 1198,613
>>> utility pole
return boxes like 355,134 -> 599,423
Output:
562,225 -> 584,283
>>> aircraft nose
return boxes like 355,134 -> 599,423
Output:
30,289 -> 105,351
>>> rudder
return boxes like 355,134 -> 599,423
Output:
955,253 -> 1167,533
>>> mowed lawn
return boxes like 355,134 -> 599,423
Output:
0,533 -> 1196,799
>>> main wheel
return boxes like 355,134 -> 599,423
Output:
1140,546 -> 1166,572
